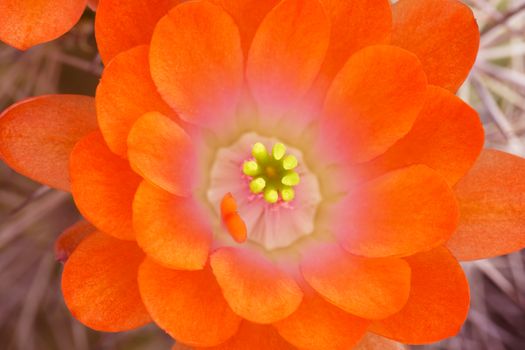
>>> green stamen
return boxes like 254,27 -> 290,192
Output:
264,187 -> 279,203
249,177 -> 266,193
282,155 -> 298,170
243,142 -> 301,203
243,160 -> 260,177
252,142 -> 269,163
282,172 -> 300,186
272,143 -> 286,160
281,187 -> 295,202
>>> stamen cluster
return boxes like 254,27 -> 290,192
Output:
242,142 -> 300,203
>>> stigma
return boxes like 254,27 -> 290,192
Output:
220,193 -> 247,243
242,142 -> 300,203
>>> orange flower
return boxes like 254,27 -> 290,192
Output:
0,0 -> 95,50
1,0 -> 524,349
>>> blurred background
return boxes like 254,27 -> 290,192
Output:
0,1 -> 524,349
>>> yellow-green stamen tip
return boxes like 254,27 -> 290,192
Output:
272,143 -> 286,160
282,172 -> 300,186
282,155 -> 298,170
264,187 -> 279,203
252,142 -> 269,163
243,160 -> 260,177
281,187 -> 295,202
249,177 -> 266,193
244,141 -> 301,203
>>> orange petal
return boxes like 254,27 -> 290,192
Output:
246,0 -> 330,117
210,247 -> 303,324
322,45 -> 427,163
301,244 -> 411,320
203,321 -> 295,350
150,1 -> 243,126
70,131 -> 141,240
133,181 -> 212,270
354,333 -> 405,350
95,0 -> 179,63
336,165 -> 459,258
172,344 -> 192,350
87,0 -> 98,10
55,220 -> 96,263
96,45 -> 176,157
318,0 -> 392,80
296,0 -> 392,123
447,149 -> 525,260
0,0 -> 86,50
0,95 -> 97,191
62,232 -> 151,331
274,286 -> 369,350
392,0 -> 479,92
370,246 -> 470,344
363,85 -> 484,186
128,112 -> 195,196
138,258 -> 242,347
208,0 -> 280,54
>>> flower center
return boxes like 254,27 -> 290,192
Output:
242,142 -> 300,203
206,133 -> 322,250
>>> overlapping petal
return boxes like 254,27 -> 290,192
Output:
364,85 -> 484,186
70,131 -> 140,240
322,45 -> 427,163
133,181 -> 212,270
210,247 -> 303,324
301,244 -> 411,320
447,150 -> 525,260
274,286 -> 369,350
0,0 -> 87,50
55,220 -> 96,263
203,321 -> 296,350
370,247 -> 469,344
95,0 -> 179,63
246,0 -> 330,117
87,0 -> 98,10
138,259 -> 242,347
0,95 -> 97,191
96,45 -> 176,157
128,112 -> 195,196
62,232 -> 151,331
150,1 -> 243,126
392,0 -> 479,91
209,0 -> 280,54
318,0 -> 392,80
355,334 -> 405,350
335,165 -> 459,257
